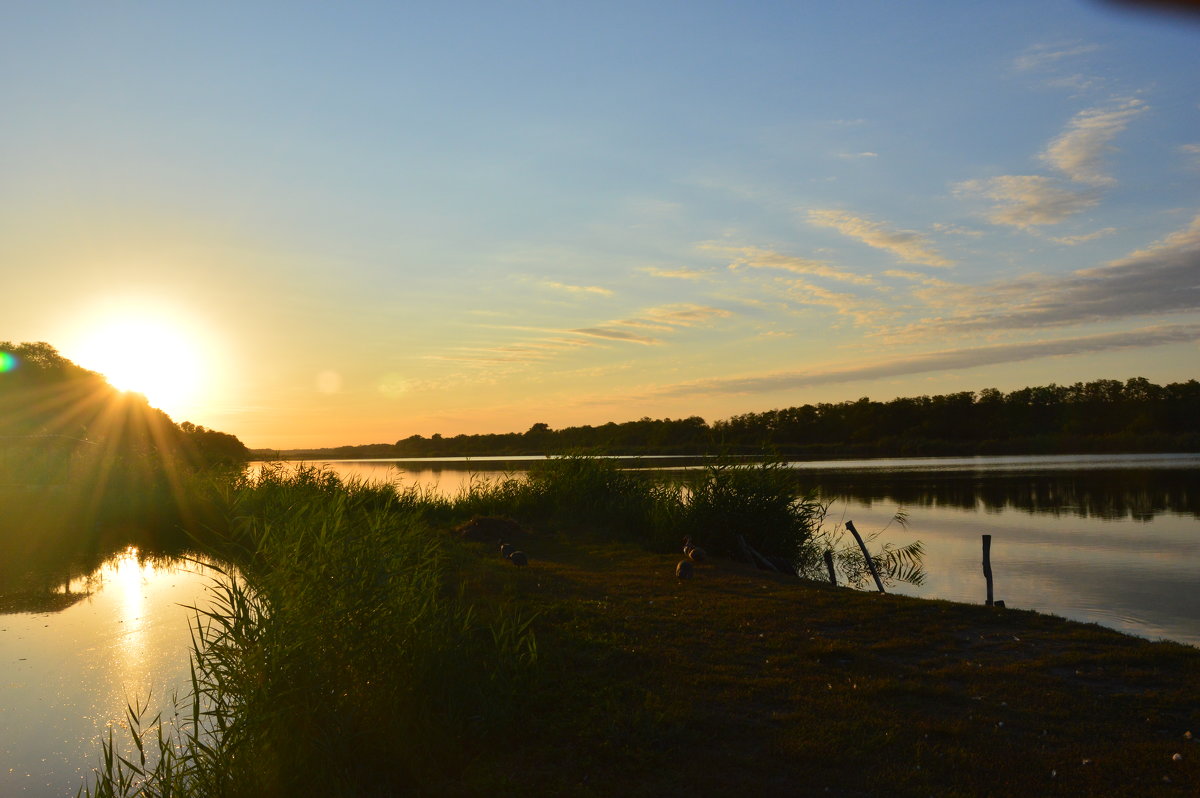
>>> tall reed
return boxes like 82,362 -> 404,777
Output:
83,466 -> 536,797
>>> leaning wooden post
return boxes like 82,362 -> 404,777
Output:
982,534 -> 994,607
823,550 -> 837,586
845,521 -> 885,593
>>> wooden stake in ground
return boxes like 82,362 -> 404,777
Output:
844,521 -> 885,593
982,534 -> 994,607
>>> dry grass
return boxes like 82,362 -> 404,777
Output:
440,533 -> 1200,797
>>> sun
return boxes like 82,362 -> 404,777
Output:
67,306 -> 210,418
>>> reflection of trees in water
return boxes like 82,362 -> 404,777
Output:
0,487 -> 195,614
809,470 -> 1200,521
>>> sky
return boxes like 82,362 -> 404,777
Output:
2,1 -> 1198,448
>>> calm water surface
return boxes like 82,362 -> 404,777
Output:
1,551 -> 214,797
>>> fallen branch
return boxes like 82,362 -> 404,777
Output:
737,535 -> 781,573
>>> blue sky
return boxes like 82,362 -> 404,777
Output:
2,1 -> 1198,447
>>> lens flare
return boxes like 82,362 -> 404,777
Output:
0,352 -> 16,372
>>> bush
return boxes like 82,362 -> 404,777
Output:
679,460 -> 823,564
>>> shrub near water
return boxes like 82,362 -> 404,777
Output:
85,468 -> 536,798
680,460 -> 823,562
522,455 -> 677,545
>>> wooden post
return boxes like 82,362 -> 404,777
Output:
845,521 -> 885,593
982,534 -> 994,607
823,550 -> 837,586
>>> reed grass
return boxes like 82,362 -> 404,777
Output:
82,466 -> 537,797
82,457 -> 921,795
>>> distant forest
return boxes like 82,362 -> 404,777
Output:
261,377 -> 1200,460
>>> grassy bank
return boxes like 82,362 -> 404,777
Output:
82,461 -> 1198,796
445,538 -> 1199,796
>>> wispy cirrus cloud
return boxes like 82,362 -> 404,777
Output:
884,270 -> 957,289
1013,41 -> 1100,72
564,304 -> 735,349
654,324 -> 1200,398
954,175 -> 1099,228
637,303 -> 733,327
540,280 -> 614,297
571,327 -> 661,344
1046,227 -> 1117,246
782,277 -> 883,326
896,213 -> 1200,336
806,209 -> 955,267
1039,98 -> 1147,186
931,223 -> 985,238
640,266 -> 711,280
703,243 -> 877,286
956,98 -> 1147,230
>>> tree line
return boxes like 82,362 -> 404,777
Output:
264,376 -> 1200,460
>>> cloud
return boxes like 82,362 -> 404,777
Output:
1013,42 -> 1100,72
883,270 -> 957,289
541,280 -> 614,297
655,324 -> 1200,398
836,151 -> 878,159
898,213 -> 1200,335
704,243 -> 877,285
1046,227 -> 1117,245
1039,98 -> 1147,186
806,209 -> 955,267
1182,143 -> 1200,167
571,327 -> 661,345
637,303 -> 733,327
782,277 -> 880,325
463,303 -> 733,363
566,304 -> 733,346
1043,74 -> 1100,92
954,175 -> 1099,228
640,266 -> 711,280
931,223 -> 985,238
956,99 -> 1145,230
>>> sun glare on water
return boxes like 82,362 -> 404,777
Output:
68,309 -> 211,418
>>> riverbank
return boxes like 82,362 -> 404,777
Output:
438,534 -> 1199,797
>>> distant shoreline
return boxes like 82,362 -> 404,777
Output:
251,436 -> 1200,464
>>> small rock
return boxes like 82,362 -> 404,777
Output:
676,560 -> 694,579
1172,753 -> 1183,761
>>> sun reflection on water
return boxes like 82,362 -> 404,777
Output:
106,547 -> 153,668
1,545 -> 217,797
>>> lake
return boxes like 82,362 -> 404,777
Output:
2,452 -> 1197,796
